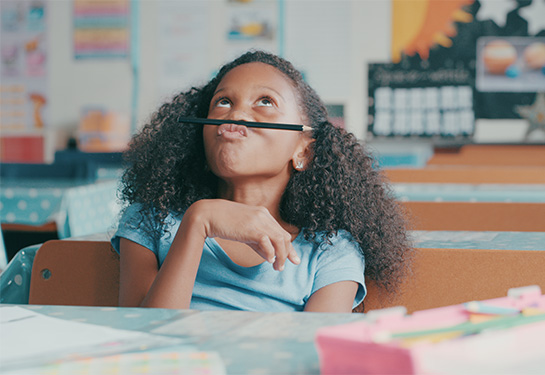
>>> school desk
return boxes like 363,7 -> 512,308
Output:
391,182 -> 545,202
2,291 -> 544,375
0,179 -> 120,239
367,230 -> 545,313
401,201 -> 545,232
0,303 -> 363,374
427,144 -> 545,167
384,165 -> 545,184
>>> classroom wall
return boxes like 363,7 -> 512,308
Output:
42,0 -> 527,161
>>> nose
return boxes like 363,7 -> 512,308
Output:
227,103 -> 254,123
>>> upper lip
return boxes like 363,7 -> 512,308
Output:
217,123 -> 248,136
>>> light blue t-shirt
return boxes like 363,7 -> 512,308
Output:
111,203 -> 366,311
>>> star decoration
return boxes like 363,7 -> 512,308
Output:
516,92 -> 545,140
476,0 -> 516,28
519,0 -> 545,35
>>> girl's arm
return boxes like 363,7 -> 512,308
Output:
118,238 -> 159,307
118,208 -> 206,308
119,199 -> 301,308
303,281 -> 359,313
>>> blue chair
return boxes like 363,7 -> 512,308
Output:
0,230 -> 7,270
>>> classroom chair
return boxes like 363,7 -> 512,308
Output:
29,240 -> 545,315
0,230 -> 7,271
402,201 -> 545,232
29,240 -> 119,306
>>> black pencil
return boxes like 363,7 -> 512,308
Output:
177,117 -> 312,132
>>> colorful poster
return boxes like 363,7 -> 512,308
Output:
476,37 -> 545,93
391,0 -> 474,64
73,0 -> 130,59
0,0 -> 48,161
389,0 -> 545,123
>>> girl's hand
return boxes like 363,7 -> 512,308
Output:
186,199 -> 301,271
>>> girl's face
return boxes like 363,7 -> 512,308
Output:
203,62 -> 311,183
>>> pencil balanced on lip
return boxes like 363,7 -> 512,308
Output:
177,116 -> 313,132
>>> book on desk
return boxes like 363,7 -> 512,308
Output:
315,285 -> 545,375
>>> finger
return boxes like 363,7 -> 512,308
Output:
281,231 -> 300,266
287,243 -> 300,265
256,235 -> 276,264
271,231 -> 291,271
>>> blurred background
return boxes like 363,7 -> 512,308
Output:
1,0 -> 544,264
1,0 -> 544,163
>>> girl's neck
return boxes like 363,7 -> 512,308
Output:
218,179 -> 282,210
217,178 -> 297,234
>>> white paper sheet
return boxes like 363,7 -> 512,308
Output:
0,306 -> 181,371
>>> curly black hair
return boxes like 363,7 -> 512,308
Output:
120,50 -> 413,295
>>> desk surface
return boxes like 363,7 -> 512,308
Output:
3,302 -> 544,375
392,183 -> 545,202
1,304 -> 364,374
413,230 -> 545,251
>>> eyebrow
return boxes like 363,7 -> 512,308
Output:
261,86 -> 285,101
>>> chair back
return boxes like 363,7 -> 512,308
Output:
29,240 -> 545,314
364,247 -> 545,313
29,240 -> 119,306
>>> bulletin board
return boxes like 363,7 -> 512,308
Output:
73,0 -> 130,59
368,0 -> 545,142
368,62 -> 474,139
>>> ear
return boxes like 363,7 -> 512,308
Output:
292,136 -> 315,171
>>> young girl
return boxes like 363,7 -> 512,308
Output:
112,50 -> 412,313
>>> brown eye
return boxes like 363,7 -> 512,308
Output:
215,98 -> 231,108
257,97 -> 274,107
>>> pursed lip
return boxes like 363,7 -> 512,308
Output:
217,123 -> 248,137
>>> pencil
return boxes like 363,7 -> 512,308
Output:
177,116 -> 312,132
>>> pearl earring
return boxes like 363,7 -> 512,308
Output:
296,161 -> 304,170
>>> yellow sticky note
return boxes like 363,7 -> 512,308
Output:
400,330 -> 463,348
522,308 -> 545,317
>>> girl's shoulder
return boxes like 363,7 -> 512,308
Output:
298,228 -> 357,247
295,229 -> 365,276
296,228 -> 362,258
118,203 -> 183,232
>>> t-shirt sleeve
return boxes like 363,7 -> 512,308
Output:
110,203 -> 159,256
311,232 -> 366,309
